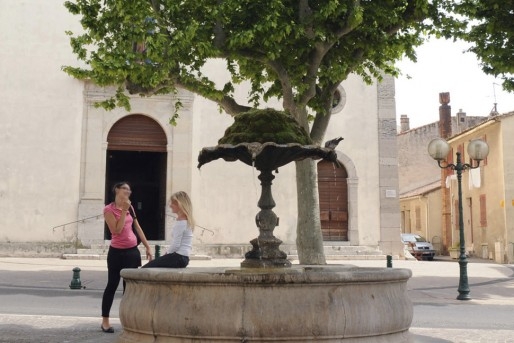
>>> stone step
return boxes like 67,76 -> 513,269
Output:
62,253 -> 211,261
66,243 -> 211,261
288,245 -> 384,256
77,248 -> 109,255
285,245 -> 390,262
324,245 -> 383,254
287,254 -> 391,261
62,253 -> 107,260
69,244 -> 384,261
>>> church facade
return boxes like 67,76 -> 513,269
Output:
0,0 -> 403,259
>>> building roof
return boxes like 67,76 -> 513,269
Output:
400,180 -> 441,199
448,111 -> 514,141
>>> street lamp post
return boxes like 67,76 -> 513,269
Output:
428,138 -> 489,300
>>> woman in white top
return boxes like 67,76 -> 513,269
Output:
142,191 -> 194,268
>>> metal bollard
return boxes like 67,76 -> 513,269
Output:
155,245 -> 161,258
386,255 -> 393,268
69,267 -> 83,289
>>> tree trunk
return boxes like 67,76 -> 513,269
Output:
295,159 -> 326,265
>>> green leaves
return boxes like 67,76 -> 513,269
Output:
446,0 -> 514,91
63,0 -> 460,123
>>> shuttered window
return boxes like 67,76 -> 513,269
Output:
415,206 -> 421,229
480,194 -> 487,227
107,114 -> 167,152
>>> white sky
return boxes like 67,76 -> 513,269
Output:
395,38 -> 514,129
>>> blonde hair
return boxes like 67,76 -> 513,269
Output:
171,191 -> 195,230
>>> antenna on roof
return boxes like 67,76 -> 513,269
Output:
490,83 -> 499,116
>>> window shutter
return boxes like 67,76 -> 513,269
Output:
415,206 -> 421,229
480,194 -> 487,227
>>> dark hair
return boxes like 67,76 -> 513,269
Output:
112,181 -> 130,196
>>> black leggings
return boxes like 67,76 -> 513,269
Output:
142,252 -> 189,268
101,246 -> 141,318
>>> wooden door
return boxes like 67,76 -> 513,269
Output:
318,160 -> 348,241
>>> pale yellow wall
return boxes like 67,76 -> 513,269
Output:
500,115 -> 514,262
400,115 -> 514,262
400,189 -> 443,253
448,120 -> 507,260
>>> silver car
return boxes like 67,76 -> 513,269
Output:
401,234 -> 435,261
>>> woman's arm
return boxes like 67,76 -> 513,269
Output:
104,210 -> 127,235
134,219 -> 153,261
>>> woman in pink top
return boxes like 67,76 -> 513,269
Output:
101,182 -> 152,333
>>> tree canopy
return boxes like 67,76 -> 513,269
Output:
64,0 -> 450,130
446,0 -> 514,92
64,0 -> 454,264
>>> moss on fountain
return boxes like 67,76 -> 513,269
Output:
218,108 -> 313,145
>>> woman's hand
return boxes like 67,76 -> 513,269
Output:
120,199 -> 131,211
145,247 -> 153,261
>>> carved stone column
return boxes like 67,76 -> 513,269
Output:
242,169 -> 291,268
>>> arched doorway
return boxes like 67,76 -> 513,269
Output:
317,160 -> 349,241
105,114 -> 167,240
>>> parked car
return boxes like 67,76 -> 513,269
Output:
401,233 -> 435,261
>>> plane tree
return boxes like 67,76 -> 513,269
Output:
445,0 -> 514,92
64,0 -> 453,264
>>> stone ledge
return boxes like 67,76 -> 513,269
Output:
288,254 -> 392,261
61,253 -> 212,261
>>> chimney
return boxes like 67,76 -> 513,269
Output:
439,92 -> 452,139
438,92 -> 452,255
456,108 -> 467,132
400,114 -> 410,132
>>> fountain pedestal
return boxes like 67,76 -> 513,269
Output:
117,265 -> 413,343
242,169 -> 291,268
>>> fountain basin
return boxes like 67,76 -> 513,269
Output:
117,265 -> 413,342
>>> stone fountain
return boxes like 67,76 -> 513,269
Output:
117,109 -> 413,342
198,141 -> 341,268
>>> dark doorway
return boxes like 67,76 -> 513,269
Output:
104,114 -> 168,241
105,150 -> 167,240
318,160 -> 349,241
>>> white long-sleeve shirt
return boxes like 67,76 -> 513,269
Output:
168,220 -> 193,256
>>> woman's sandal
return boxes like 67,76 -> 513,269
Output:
101,325 -> 114,333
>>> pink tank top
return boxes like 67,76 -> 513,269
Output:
104,203 -> 137,249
